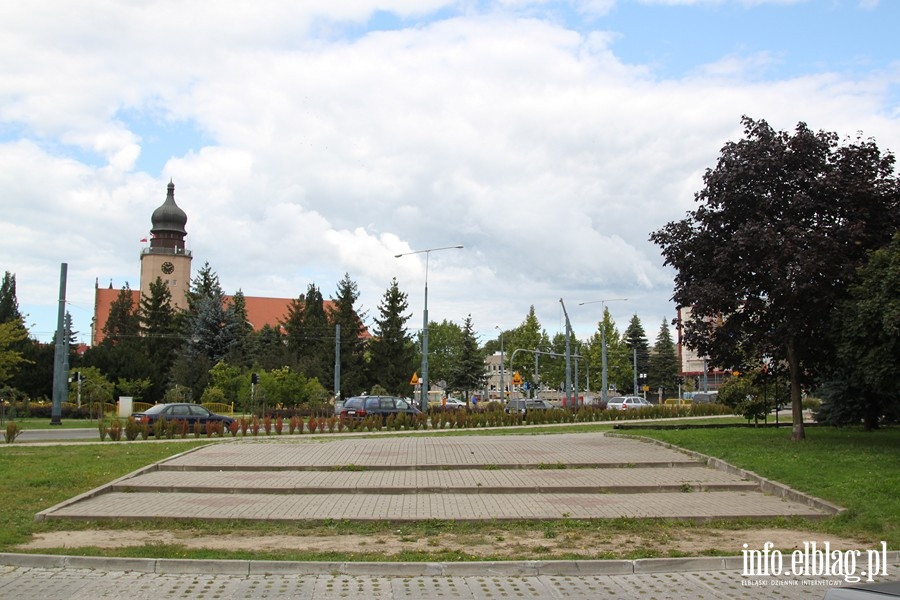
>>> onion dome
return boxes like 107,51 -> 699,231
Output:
151,179 -> 188,236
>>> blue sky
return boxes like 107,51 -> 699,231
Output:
1,0 -> 898,346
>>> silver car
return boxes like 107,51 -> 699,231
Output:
606,396 -> 652,410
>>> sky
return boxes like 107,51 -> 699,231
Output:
2,0 -> 898,347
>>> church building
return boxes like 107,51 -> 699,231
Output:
91,181 -> 311,346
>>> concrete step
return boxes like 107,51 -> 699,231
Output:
114,466 -> 758,495
42,490 -> 831,522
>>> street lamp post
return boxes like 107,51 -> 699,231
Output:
579,298 -> 627,405
495,325 -> 504,403
395,244 -> 463,411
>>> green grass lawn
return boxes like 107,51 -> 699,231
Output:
0,441 -> 212,549
0,424 -> 896,560
622,426 -> 900,548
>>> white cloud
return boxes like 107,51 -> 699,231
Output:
1,1 -> 898,344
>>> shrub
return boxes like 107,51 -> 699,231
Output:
193,421 -> 203,438
229,420 -> 240,437
107,419 -> 123,441
307,415 -> 318,434
4,422 -> 22,444
98,419 -> 107,441
124,419 -> 141,441
263,415 -> 272,435
274,416 -> 284,435
249,416 -> 260,436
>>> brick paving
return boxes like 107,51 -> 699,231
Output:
6,562 -> 898,600
37,431 -> 836,523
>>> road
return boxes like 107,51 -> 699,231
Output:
13,427 -> 99,442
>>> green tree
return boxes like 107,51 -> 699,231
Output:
223,290 -> 255,367
367,278 -> 416,396
818,235 -> 900,429
504,306 -> 550,390
84,285 -> 152,389
185,261 -> 224,313
209,361 -> 249,408
101,285 -> 140,346
9,340 -> 54,400
426,319 -> 464,389
449,314 -> 485,400
0,272 -> 23,324
328,273 -> 369,398
581,306 -> 626,396
244,324 -> 291,372
69,366 -> 115,411
648,319 -> 679,397
651,117 -> 900,440
285,283 -> 332,386
623,315 -> 649,394
139,277 -> 179,401
0,320 -> 29,385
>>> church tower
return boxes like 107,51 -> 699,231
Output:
139,180 -> 192,310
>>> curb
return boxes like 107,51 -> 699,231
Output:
605,432 -> 846,516
0,553 -> 744,576
3,552 -> 897,576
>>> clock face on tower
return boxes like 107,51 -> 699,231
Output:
161,261 -> 175,275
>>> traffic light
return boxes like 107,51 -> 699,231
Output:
251,373 -> 259,384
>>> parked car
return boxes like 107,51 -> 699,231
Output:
606,396 -> 652,410
429,397 -> 467,410
504,399 -> 555,414
340,395 -> 422,420
131,403 -> 234,435
692,391 -> 719,404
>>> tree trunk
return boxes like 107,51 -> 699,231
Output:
786,339 -> 806,441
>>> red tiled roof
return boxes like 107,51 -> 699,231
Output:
92,288 -> 358,346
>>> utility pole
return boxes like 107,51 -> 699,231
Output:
50,263 -> 68,426
559,299 -> 573,405
333,323 -> 341,406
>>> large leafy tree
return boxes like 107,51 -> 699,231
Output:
582,307 -> 630,396
542,332 -> 585,393
0,320 -> 29,385
367,278 -> 416,395
425,319 -> 464,389
328,273 -> 369,398
651,117 -> 900,440
504,306 -> 550,390
818,235 -> 900,429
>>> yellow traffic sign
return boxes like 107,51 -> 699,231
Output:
410,372 -> 419,385
512,371 -> 523,385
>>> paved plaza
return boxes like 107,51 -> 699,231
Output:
37,431 -> 839,523
8,430 -> 891,599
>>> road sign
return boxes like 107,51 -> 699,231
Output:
410,372 -> 419,385
512,371 -> 523,385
